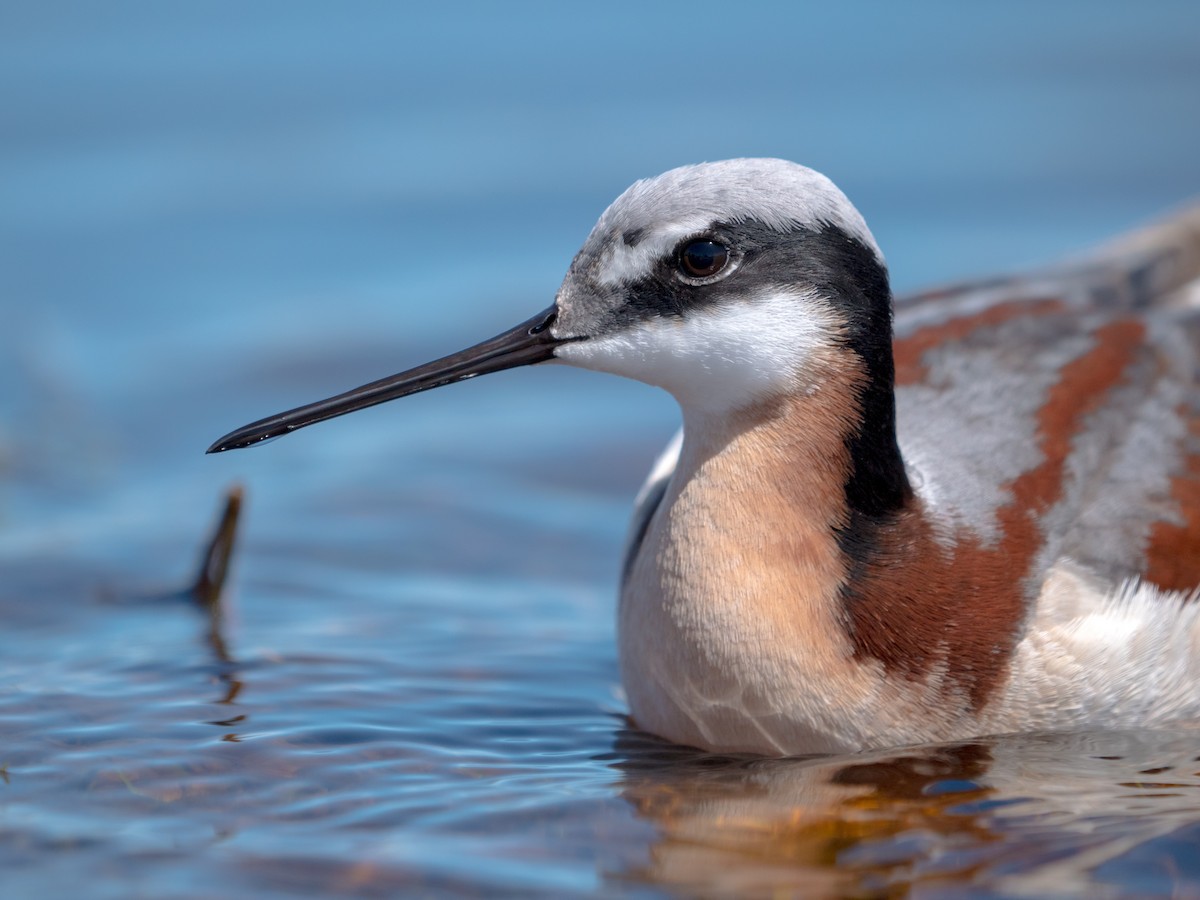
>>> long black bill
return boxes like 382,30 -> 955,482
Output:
207,306 -> 578,453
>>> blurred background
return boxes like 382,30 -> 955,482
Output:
2,3 -> 1200,895
3,1 -> 1199,570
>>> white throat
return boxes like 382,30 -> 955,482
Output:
555,290 -> 842,420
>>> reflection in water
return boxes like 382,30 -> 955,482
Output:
95,483 -> 245,689
186,486 -> 246,720
103,486 -> 249,722
610,727 -> 1200,897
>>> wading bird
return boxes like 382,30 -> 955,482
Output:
210,159 -> 1200,755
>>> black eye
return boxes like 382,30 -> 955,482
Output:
678,240 -> 730,279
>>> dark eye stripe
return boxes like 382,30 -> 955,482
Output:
679,240 -> 729,279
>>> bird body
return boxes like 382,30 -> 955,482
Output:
210,159 -> 1200,756
617,292 -> 1200,755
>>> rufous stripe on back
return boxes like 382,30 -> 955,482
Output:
844,318 -> 1145,709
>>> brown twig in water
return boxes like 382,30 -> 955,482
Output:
189,485 -> 245,664
191,485 -> 244,606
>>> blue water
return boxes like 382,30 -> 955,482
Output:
3,3 -> 1200,896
